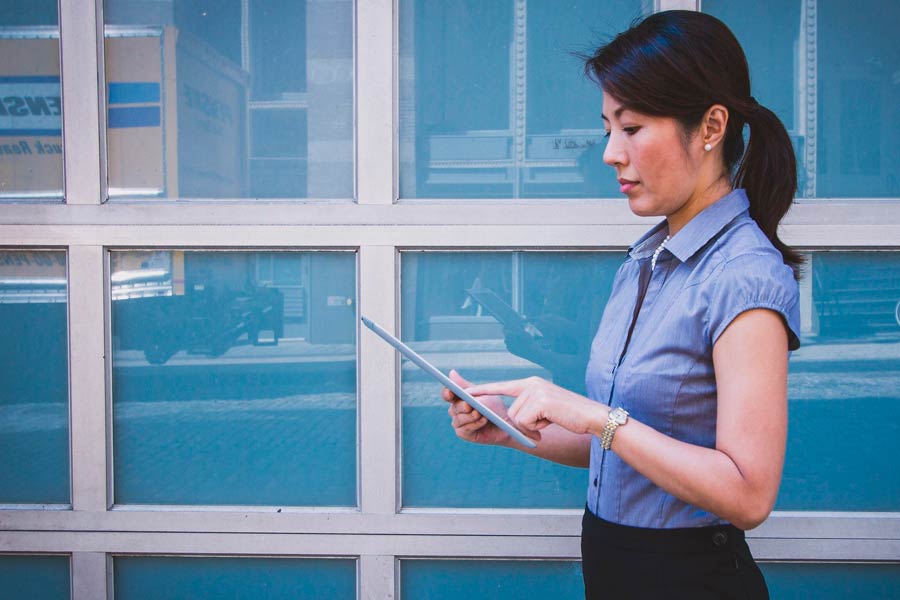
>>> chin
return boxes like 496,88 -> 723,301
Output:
627,196 -> 661,218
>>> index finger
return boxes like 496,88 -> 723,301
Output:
465,379 -> 531,398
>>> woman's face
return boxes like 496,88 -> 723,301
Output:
601,94 -> 703,223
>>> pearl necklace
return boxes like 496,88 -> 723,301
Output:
651,234 -> 671,270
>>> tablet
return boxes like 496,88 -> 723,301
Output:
465,288 -> 543,339
360,315 -> 538,449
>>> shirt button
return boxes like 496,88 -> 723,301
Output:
712,531 -> 728,547
593,477 -> 598,487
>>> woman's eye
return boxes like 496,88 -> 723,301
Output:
602,127 -> 639,139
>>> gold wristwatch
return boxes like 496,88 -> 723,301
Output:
600,407 -> 629,450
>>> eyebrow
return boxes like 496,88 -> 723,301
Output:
601,106 -> 628,122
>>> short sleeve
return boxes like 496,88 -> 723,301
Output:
706,253 -> 801,351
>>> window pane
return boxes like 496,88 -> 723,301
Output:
401,560 -> 583,599
114,556 -> 355,600
780,252 -> 900,510
704,0 -> 900,198
399,0 -> 646,198
0,251 -> 69,504
0,1 -> 63,201
111,251 -> 356,505
0,555 -> 70,600
761,563 -> 900,599
400,251 -> 620,507
103,0 -> 352,200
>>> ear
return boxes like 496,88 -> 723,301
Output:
701,104 -> 729,151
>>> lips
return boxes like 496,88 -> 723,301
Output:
618,178 -> 639,193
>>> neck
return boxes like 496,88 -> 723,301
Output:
666,178 -> 733,237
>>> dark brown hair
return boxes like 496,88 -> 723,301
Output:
584,10 -> 802,277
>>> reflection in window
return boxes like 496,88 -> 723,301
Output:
401,560 -> 584,599
103,0 -> 352,200
399,0 -> 646,199
781,252 -> 900,510
704,0 -> 900,197
0,251 -> 69,504
110,250 -> 356,505
114,556 -> 356,599
0,555 -> 70,600
400,251 -> 620,508
761,563 -> 900,599
0,1 -> 63,201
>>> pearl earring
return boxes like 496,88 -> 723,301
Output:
704,143 -> 712,152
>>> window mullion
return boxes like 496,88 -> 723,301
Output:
356,0 -> 395,204
59,0 -> 105,205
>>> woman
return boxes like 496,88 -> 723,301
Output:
442,10 -> 801,599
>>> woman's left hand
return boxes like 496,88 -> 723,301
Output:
465,376 -> 603,437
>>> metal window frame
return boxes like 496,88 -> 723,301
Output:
0,0 -> 898,598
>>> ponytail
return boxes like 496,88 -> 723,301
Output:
732,98 -> 803,279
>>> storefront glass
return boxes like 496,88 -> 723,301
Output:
114,556 -> 356,599
0,1 -> 63,201
110,250 -> 357,505
0,250 -> 69,504
399,0 -> 646,199
401,560 -> 583,599
400,250 -> 621,507
0,555 -> 70,600
103,0 -> 353,199
704,0 -> 900,198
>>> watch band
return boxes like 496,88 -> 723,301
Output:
600,407 -> 629,450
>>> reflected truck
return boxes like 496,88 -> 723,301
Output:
111,251 -> 284,365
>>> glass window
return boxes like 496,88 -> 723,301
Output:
0,555 -> 70,599
0,1 -> 63,201
399,0 -> 647,199
400,251 -> 621,507
401,559 -> 583,599
0,250 -> 69,504
703,0 -> 900,198
779,251 -> 900,511
103,0 -> 352,200
761,563 -> 900,599
114,556 -> 356,599
110,251 -> 356,506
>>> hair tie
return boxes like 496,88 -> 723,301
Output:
747,96 -> 761,118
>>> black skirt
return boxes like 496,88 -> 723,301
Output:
581,506 -> 769,600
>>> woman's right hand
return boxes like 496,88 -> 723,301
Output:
442,369 -> 512,446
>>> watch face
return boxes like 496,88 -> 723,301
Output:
612,408 -> 628,424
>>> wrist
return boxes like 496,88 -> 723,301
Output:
587,404 -> 611,438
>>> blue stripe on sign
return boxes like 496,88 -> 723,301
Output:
108,82 -> 161,105
0,128 -> 62,136
108,106 -> 161,128
0,75 -> 60,84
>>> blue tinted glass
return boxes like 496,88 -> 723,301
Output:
779,252 -> 900,510
111,251 -> 356,506
0,3 -> 63,201
401,560 -> 583,599
761,563 -> 900,599
104,0 -> 352,199
704,0 -> 900,197
399,0 -> 645,198
0,251 -> 69,504
400,251 -> 621,507
114,556 -> 355,600
0,555 -> 70,600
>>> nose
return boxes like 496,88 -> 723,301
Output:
602,132 -> 626,167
